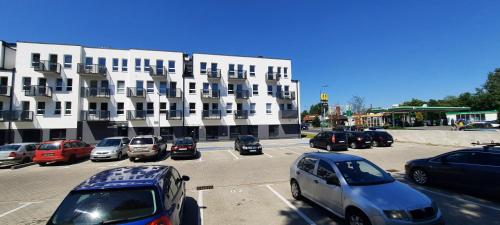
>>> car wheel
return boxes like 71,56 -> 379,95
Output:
372,141 -> 379,147
350,142 -> 357,149
326,144 -> 333,151
38,162 -> 47,167
22,157 -> 30,164
117,152 -> 122,160
291,180 -> 302,200
69,155 -> 77,163
346,209 -> 371,225
239,150 -> 245,155
129,157 -> 135,162
411,169 -> 429,185
309,142 -> 315,148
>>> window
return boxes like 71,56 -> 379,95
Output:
31,53 -> 40,67
55,102 -> 61,115
117,102 -> 124,115
160,103 -> 167,114
200,62 -> 207,74
156,60 -> 164,74
279,104 -> 284,111
277,67 -> 282,75
98,58 -> 106,67
64,55 -> 72,68
37,102 -> 45,115
66,79 -> 73,91
267,66 -> 273,74
144,59 -> 150,72
56,79 -> 63,91
298,157 -> 317,174
228,84 -> 234,95
147,103 -> 154,115
228,64 -> 235,75
189,103 -> 196,114
445,152 -> 477,164
189,82 -> 196,94
85,57 -> 93,67
266,103 -> 272,114
147,81 -> 154,93
135,58 -> 141,71
117,81 -> 125,94
317,160 -> 336,181
65,102 -> 72,115
267,85 -> 273,95
250,65 -> 255,76
122,59 -> 128,72
250,103 -> 256,114
22,77 -> 31,91
226,103 -> 233,114
284,67 -> 288,78
112,58 -> 119,71
159,82 -> 167,95
168,60 -> 175,73
252,84 -> 259,95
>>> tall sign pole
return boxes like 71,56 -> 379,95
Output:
320,92 -> 329,131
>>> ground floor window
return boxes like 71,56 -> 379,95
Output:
50,129 -> 67,140
269,125 -> 279,138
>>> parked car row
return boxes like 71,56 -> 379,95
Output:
309,130 -> 394,151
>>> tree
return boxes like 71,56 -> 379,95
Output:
349,95 -> 366,114
309,103 -> 324,115
402,98 -> 426,106
311,116 -> 321,127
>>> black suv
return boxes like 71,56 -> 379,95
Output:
234,135 -> 262,155
346,131 -> 373,149
364,131 -> 394,147
309,131 -> 348,151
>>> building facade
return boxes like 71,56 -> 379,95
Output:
0,41 -> 300,144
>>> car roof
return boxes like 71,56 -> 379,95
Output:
132,135 -> 155,138
40,140 -> 76,144
74,165 -> 170,191
303,152 -> 364,163
103,136 -> 127,140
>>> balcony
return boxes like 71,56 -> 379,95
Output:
81,110 -> 110,121
228,70 -> 247,81
207,69 -> 221,80
166,110 -> 183,120
77,63 -> 107,76
24,86 -> 52,97
266,72 -> 281,82
127,87 -> 146,98
81,87 -> 111,98
0,110 -> 34,122
33,60 -> 61,75
166,88 -> 182,99
149,65 -> 167,77
277,91 -> 296,100
127,110 -> 147,120
201,89 -> 220,99
234,110 -> 249,119
202,110 -> 222,120
235,90 -> 250,100
0,86 -> 11,97
280,110 -> 299,119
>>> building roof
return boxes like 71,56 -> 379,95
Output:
368,106 -> 471,113
445,110 -> 498,115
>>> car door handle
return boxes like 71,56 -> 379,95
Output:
296,171 -> 301,175
314,180 -> 319,184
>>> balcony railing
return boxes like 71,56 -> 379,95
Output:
280,110 -> 299,119
234,110 -> 249,119
24,85 -> 52,97
166,88 -> 182,98
277,91 -> 296,100
77,63 -> 107,76
0,86 -> 11,96
0,110 -> 34,122
127,87 -> 147,98
207,69 -> 221,79
235,90 -> 250,99
166,110 -> 182,120
81,110 -> 110,121
149,65 -> 167,77
228,70 -> 247,80
33,60 -> 61,75
127,110 -> 147,120
202,110 -> 222,120
201,89 -> 220,99
81,87 -> 111,98
266,72 -> 281,81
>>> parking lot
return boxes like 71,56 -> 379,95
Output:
0,139 -> 499,225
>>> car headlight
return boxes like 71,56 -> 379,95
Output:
383,210 -> 410,221
242,146 -> 248,149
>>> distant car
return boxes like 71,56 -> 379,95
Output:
309,131 -> 348,151
128,136 -> 167,162
405,147 -> 500,199
346,132 -> 372,149
463,122 -> 499,131
171,137 -> 198,159
90,137 -> 130,161
234,135 -> 262,155
301,124 -> 309,130
33,140 -> 93,166
46,165 -> 190,225
290,152 -> 444,225
364,131 -> 394,147
0,143 -> 38,166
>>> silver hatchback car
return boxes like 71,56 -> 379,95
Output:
90,137 -> 130,161
290,152 -> 444,225
0,143 -> 38,166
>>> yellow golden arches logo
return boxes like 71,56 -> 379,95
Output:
320,93 -> 328,102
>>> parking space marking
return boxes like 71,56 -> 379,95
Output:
226,150 -> 240,160
198,190 -> 204,225
416,187 -> 500,212
265,184 -> 317,225
263,152 -> 273,158
0,201 -> 42,218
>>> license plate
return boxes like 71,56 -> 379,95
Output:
365,141 -> 371,143
249,150 -> 257,152
339,141 -> 345,143
43,153 -> 54,156
178,148 -> 187,151
387,141 -> 393,143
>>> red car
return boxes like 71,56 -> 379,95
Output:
33,140 -> 93,166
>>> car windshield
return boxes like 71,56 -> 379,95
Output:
97,139 -> 121,147
175,138 -> 193,145
130,138 -> 153,145
240,136 -> 257,143
38,143 -> 61,150
336,160 -> 394,186
48,188 -> 157,225
0,145 -> 21,151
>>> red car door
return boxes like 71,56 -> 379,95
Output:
62,141 -> 74,160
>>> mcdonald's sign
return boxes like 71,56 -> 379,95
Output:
320,93 -> 328,102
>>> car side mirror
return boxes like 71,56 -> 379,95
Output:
327,176 -> 340,186
182,175 -> 190,182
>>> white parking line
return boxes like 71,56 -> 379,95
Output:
263,152 -> 273,158
265,185 -> 317,225
0,201 -> 42,218
226,150 -> 240,160
198,190 -> 204,225
416,187 -> 500,212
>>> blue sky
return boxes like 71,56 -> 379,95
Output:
1,0 -> 500,111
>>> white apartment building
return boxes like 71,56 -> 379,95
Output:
0,40 -> 300,144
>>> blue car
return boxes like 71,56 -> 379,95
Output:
47,165 -> 189,225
